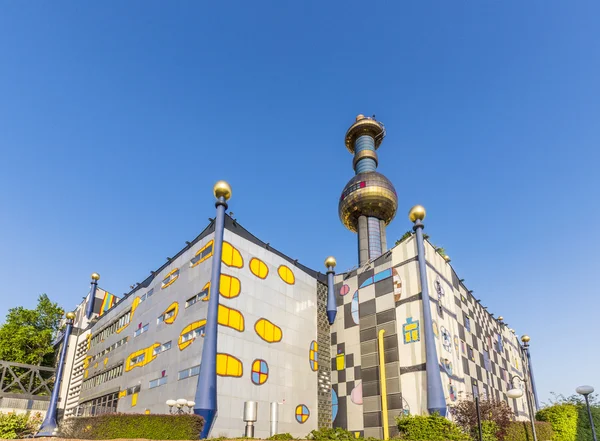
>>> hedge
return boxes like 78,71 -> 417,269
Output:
0,412 -> 42,439
396,414 -> 471,440
59,413 -> 204,440
536,403 -> 600,441
504,421 -> 554,441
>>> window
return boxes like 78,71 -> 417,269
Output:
464,314 -> 471,332
140,293 -> 147,303
91,336 -> 128,363
483,350 -> 491,372
185,287 -> 209,308
190,241 -> 214,268
78,392 -> 119,416
153,341 -> 172,355
149,375 -> 168,389
496,333 -> 503,352
130,353 -> 145,365
82,364 -> 124,390
162,268 -> 180,289
178,364 -> 201,380
181,327 -> 204,343
126,384 -> 141,395
90,310 -> 132,348
467,345 -> 475,361
133,323 -> 149,337
147,288 -> 154,298
158,309 -> 176,323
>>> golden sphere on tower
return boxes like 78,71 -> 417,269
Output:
356,114 -> 365,121
498,316 -> 504,321
408,205 -> 426,223
324,256 -> 337,268
91,273 -> 100,281
65,312 -> 76,320
213,180 -> 232,200
521,335 -> 530,343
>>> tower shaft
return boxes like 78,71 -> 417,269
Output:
339,115 -> 398,266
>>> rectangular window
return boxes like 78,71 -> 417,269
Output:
190,243 -> 213,267
483,350 -> 491,372
496,333 -> 503,352
147,288 -> 154,298
134,324 -> 149,337
140,293 -> 147,303
149,376 -> 168,389
468,345 -> 475,361
130,354 -> 145,365
185,288 -> 209,308
464,314 -> 471,332
178,364 -> 201,380
461,340 -> 466,355
153,341 -> 172,355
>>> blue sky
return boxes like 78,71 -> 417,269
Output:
1,1 -> 598,404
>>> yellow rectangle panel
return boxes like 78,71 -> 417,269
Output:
131,392 -> 138,407
336,354 -> 345,370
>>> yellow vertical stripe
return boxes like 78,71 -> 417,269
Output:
378,329 -> 389,440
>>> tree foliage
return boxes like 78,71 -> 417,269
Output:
536,394 -> 600,441
0,412 -> 42,439
0,294 -> 64,366
450,399 -> 514,440
396,231 -> 413,246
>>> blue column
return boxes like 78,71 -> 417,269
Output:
524,344 -> 540,410
354,135 -> 377,173
195,181 -> 230,438
325,257 -> 337,325
412,214 -> 447,416
85,274 -> 100,319
35,313 -> 75,437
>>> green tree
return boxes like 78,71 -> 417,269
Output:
0,294 -> 64,366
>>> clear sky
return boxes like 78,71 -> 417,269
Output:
1,1 -> 598,404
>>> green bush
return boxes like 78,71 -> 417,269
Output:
396,414 -> 471,440
536,404 -> 579,441
478,420 -> 499,441
0,412 -> 42,439
59,413 -> 204,440
503,421 -> 554,441
268,433 -> 295,440
307,427 -> 361,440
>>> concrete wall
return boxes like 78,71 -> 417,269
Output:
73,225 -> 320,438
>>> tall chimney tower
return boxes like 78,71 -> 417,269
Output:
339,115 -> 398,266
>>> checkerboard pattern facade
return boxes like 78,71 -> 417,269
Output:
330,237 -> 533,437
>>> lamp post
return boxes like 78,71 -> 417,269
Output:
195,180 -> 231,438
507,375 -> 537,441
85,273 -> 100,319
35,312 -> 76,437
474,394 -> 483,441
409,205 -> 447,417
520,335 -> 540,410
167,399 -> 195,414
576,385 -> 597,441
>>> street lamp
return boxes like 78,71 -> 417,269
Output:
507,376 -> 537,441
166,399 -> 195,414
576,385 -> 597,441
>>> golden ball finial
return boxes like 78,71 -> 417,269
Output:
521,335 -> 530,343
91,272 -> 100,281
213,180 -> 232,201
498,316 -> 504,321
408,205 -> 426,223
65,312 -> 76,320
324,256 -> 337,268
356,114 -> 365,121
443,255 -> 451,262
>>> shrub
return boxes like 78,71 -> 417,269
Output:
536,404 -> 578,441
451,399 -> 513,439
268,433 -> 295,440
59,413 -> 204,440
307,427 -> 360,440
0,412 -> 42,439
396,413 -> 471,440
503,421 -> 554,441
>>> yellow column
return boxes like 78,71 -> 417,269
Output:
378,329 -> 389,440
